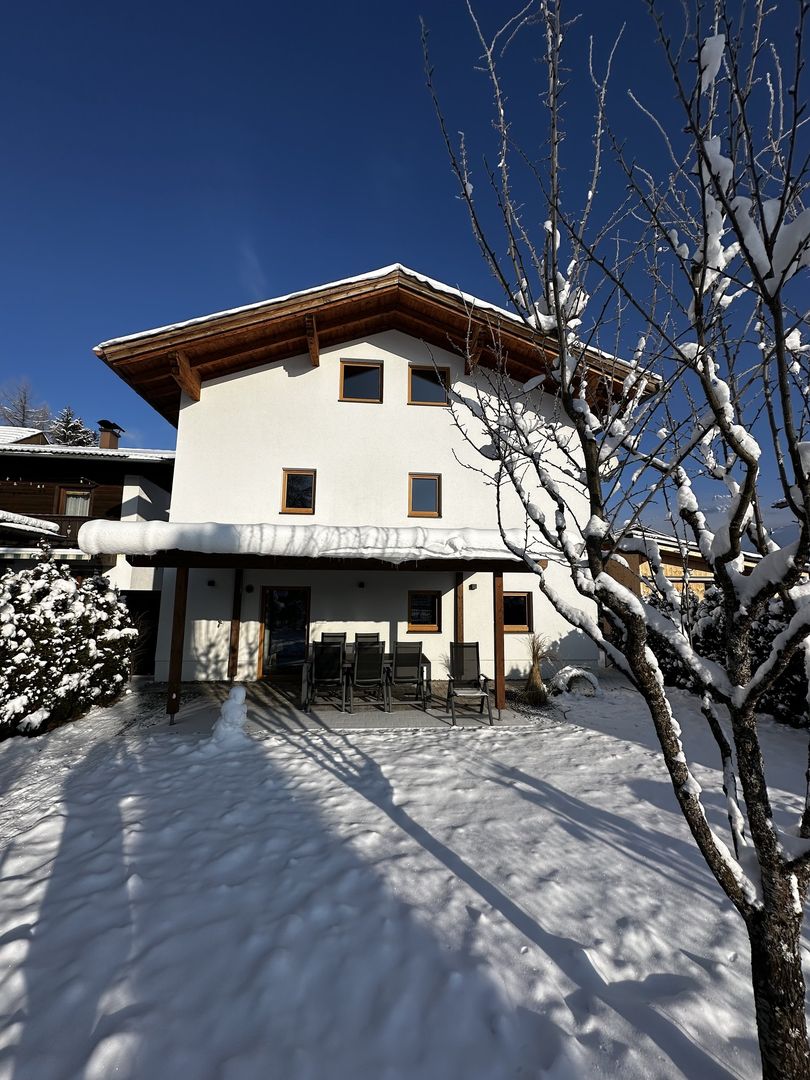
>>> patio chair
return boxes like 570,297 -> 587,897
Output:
348,641 -> 388,713
389,641 -> 428,710
354,632 -> 380,645
306,641 -> 346,712
447,642 -> 493,726
321,632 -> 347,645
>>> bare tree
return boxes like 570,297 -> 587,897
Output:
424,1 -> 810,1075
0,378 -> 50,429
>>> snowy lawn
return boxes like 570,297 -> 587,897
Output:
0,682 -> 807,1079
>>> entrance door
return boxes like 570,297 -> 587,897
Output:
261,586 -> 310,678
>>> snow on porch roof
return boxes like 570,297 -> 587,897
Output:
78,520 -> 529,566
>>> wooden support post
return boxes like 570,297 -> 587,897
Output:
493,569 -> 505,710
227,568 -> 243,680
454,571 -> 465,643
166,565 -> 189,720
305,314 -> 320,367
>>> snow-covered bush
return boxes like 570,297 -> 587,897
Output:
0,557 -> 137,736
644,589 -> 701,691
648,586 -> 809,727
549,666 -> 600,697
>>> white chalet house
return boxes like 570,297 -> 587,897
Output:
80,265 -> 615,714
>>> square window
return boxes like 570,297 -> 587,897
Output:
340,361 -> 383,402
281,469 -> 316,514
408,474 -> 441,517
504,592 -> 533,633
59,488 -> 91,516
408,590 -> 441,633
409,366 -> 449,405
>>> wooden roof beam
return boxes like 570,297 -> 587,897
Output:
167,350 -> 201,402
465,324 -> 483,375
305,315 -> 319,367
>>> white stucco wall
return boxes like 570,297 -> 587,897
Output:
155,329 -> 598,680
107,473 -> 171,592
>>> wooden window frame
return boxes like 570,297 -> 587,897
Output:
339,360 -> 383,403
407,590 -> 442,634
281,468 -> 317,515
408,365 -> 450,406
408,473 -> 441,518
57,486 -> 92,515
503,591 -> 533,633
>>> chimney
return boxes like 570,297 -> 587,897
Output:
97,420 -> 124,450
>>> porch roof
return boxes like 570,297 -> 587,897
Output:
78,520 -> 539,572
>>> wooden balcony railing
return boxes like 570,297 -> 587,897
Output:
34,515 -> 92,548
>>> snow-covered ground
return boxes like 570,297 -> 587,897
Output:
0,681 -> 806,1079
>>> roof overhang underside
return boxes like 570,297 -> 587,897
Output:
94,267 -> 637,425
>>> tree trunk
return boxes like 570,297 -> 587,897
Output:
747,896 -> 810,1079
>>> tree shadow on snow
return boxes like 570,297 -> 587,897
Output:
0,719 -> 566,1079
267,708 -> 742,1080
4,739 -> 142,1080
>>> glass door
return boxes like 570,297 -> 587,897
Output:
262,587 -> 310,678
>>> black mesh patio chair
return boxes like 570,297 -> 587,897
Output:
354,632 -> 380,645
321,632 -> 347,645
306,642 -> 346,712
447,642 -> 493,726
348,641 -> 388,713
390,641 -> 428,710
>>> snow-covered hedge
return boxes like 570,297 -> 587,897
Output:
648,586 -> 809,727
0,558 -> 137,736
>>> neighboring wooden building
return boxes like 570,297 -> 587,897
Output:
0,433 -> 174,673
81,264 -> 644,713
606,529 -> 761,600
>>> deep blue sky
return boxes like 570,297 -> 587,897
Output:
0,1 -> 797,452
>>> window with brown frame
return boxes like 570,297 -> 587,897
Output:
339,360 -> 383,403
58,487 -> 92,516
408,365 -> 449,406
503,592 -> 533,633
408,590 -> 441,633
408,473 -> 441,518
281,469 -> 316,514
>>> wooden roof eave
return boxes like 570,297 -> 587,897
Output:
94,267 -> 651,425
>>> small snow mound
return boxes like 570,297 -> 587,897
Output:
209,685 -> 250,746
549,666 -> 600,697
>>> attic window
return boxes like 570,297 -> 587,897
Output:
409,366 -> 449,405
281,469 -> 316,514
340,361 -> 383,403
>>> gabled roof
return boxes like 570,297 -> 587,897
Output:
93,264 -> 640,426
0,427 -> 48,445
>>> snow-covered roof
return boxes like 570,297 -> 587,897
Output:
626,526 -> 761,562
0,509 -> 61,535
79,520 -> 528,565
95,265 -> 521,350
0,427 -> 47,445
93,263 -> 651,426
0,444 -> 174,463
